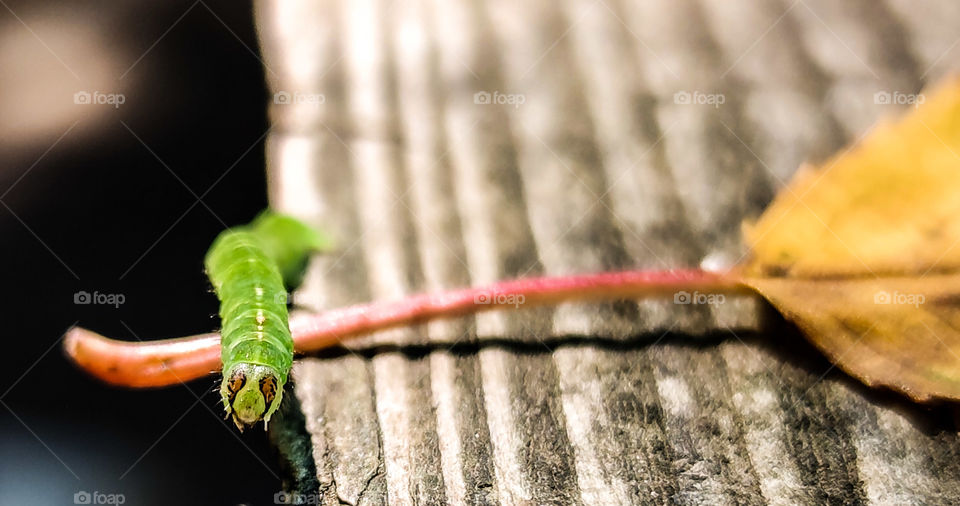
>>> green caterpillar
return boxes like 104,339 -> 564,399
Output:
205,211 -> 327,430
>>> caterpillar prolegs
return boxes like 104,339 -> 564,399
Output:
205,211 -> 327,430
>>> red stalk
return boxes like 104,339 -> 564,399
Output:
64,268 -> 748,388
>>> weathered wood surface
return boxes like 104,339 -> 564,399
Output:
256,0 -> 960,504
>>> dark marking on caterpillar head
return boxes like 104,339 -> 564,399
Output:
226,370 -> 246,401
260,375 -> 277,405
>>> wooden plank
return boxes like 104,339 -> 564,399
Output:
254,0 -> 960,503
885,0 -> 960,81
790,0 -> 923,136
392,2 -> 500,504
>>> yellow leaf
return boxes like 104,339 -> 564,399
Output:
744,79 -> 960,278
741,77 -> 960,402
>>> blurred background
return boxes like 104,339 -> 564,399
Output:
0,1 -> 280,504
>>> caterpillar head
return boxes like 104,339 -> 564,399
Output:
221,363 -> 284,431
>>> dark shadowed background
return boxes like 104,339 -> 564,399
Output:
0,2 -> 280,504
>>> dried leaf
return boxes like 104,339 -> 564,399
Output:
744,79 -> 960,278
745,274 -> 960,402
741,78 -> 960,402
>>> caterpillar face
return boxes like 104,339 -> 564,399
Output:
222,363 -> 283,430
